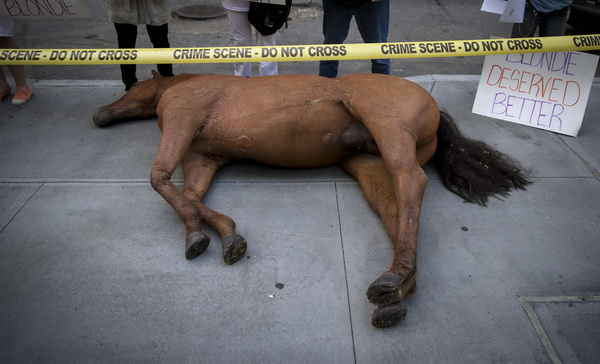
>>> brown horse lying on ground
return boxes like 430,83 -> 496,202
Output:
93,71 -> 530,328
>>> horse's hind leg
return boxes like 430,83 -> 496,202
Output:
182,152 -> 247,264
343,153 -> 423,328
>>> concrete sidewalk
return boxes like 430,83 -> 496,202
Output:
1,76 -> 599,363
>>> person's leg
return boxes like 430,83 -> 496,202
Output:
0,37 -> 13,98
146,23 -> 174,77
511,2 -> 540,37
114,23 -> 139,90
0,36 -> 32,104
0,19 -> 13,97
319,0 -> 353,78
227,10 -> 253,77
538,6 -> 569,36
0,66 -> 12,99
256,32 -> 278,76
355,0 -> 391,74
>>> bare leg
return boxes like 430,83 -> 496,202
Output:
0,67 -> 10,97
0,36 -> 30,91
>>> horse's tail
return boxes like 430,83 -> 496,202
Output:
432,111 -> 531,206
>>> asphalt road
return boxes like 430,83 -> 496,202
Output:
10,0 -> 599,80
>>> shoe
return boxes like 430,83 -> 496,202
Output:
11,86 -> 33,106
0,86 -> 12,100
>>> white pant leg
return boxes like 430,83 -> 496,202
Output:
226,9 -> 252,77
256,32 -> 278,76
227,9 -> 278,77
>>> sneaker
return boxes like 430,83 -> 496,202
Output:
11,86 -> 33,106
0,86 -> 12,100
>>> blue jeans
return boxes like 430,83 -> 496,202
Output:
319,0 -> 391,78
511,1 -> 570,37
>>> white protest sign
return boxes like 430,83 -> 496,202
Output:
473,51 -> 599,136
500,0 -> 525,23
0,0 -> 90,19
481,0 -> 525,23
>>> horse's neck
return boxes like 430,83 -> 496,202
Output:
158,74 -> 200,97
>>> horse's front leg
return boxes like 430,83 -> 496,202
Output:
182,152 -> 247,264
150,116 -> 210,259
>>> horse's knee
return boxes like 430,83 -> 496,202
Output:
150,166 -> 172,193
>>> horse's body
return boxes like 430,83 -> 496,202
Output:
94,71 -> 529,328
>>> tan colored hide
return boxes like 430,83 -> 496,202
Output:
155,74 -> 439,168
93,72 -> 529,329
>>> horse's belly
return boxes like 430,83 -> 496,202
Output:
191,107 -> 354,168
194,131 -> 350,168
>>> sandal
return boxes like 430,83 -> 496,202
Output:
11,86 -> 33,106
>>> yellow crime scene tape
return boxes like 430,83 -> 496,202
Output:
1,35 -> 599,65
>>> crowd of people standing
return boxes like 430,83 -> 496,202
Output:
0,0 -> 575,104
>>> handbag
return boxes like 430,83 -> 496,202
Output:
248,0 -> 293,36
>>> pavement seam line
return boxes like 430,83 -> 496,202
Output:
519,296 -> 561,364
518,295 -> 600,364
1,183 -> 44,234
556,137 -> 600,180
334,182 -> 357,364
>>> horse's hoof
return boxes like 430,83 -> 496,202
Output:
222,234 -> 247,265
372,301 -> 407,328
367,271 -> 404,306
185,231 -> 211,260
93,108 -> 114,127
